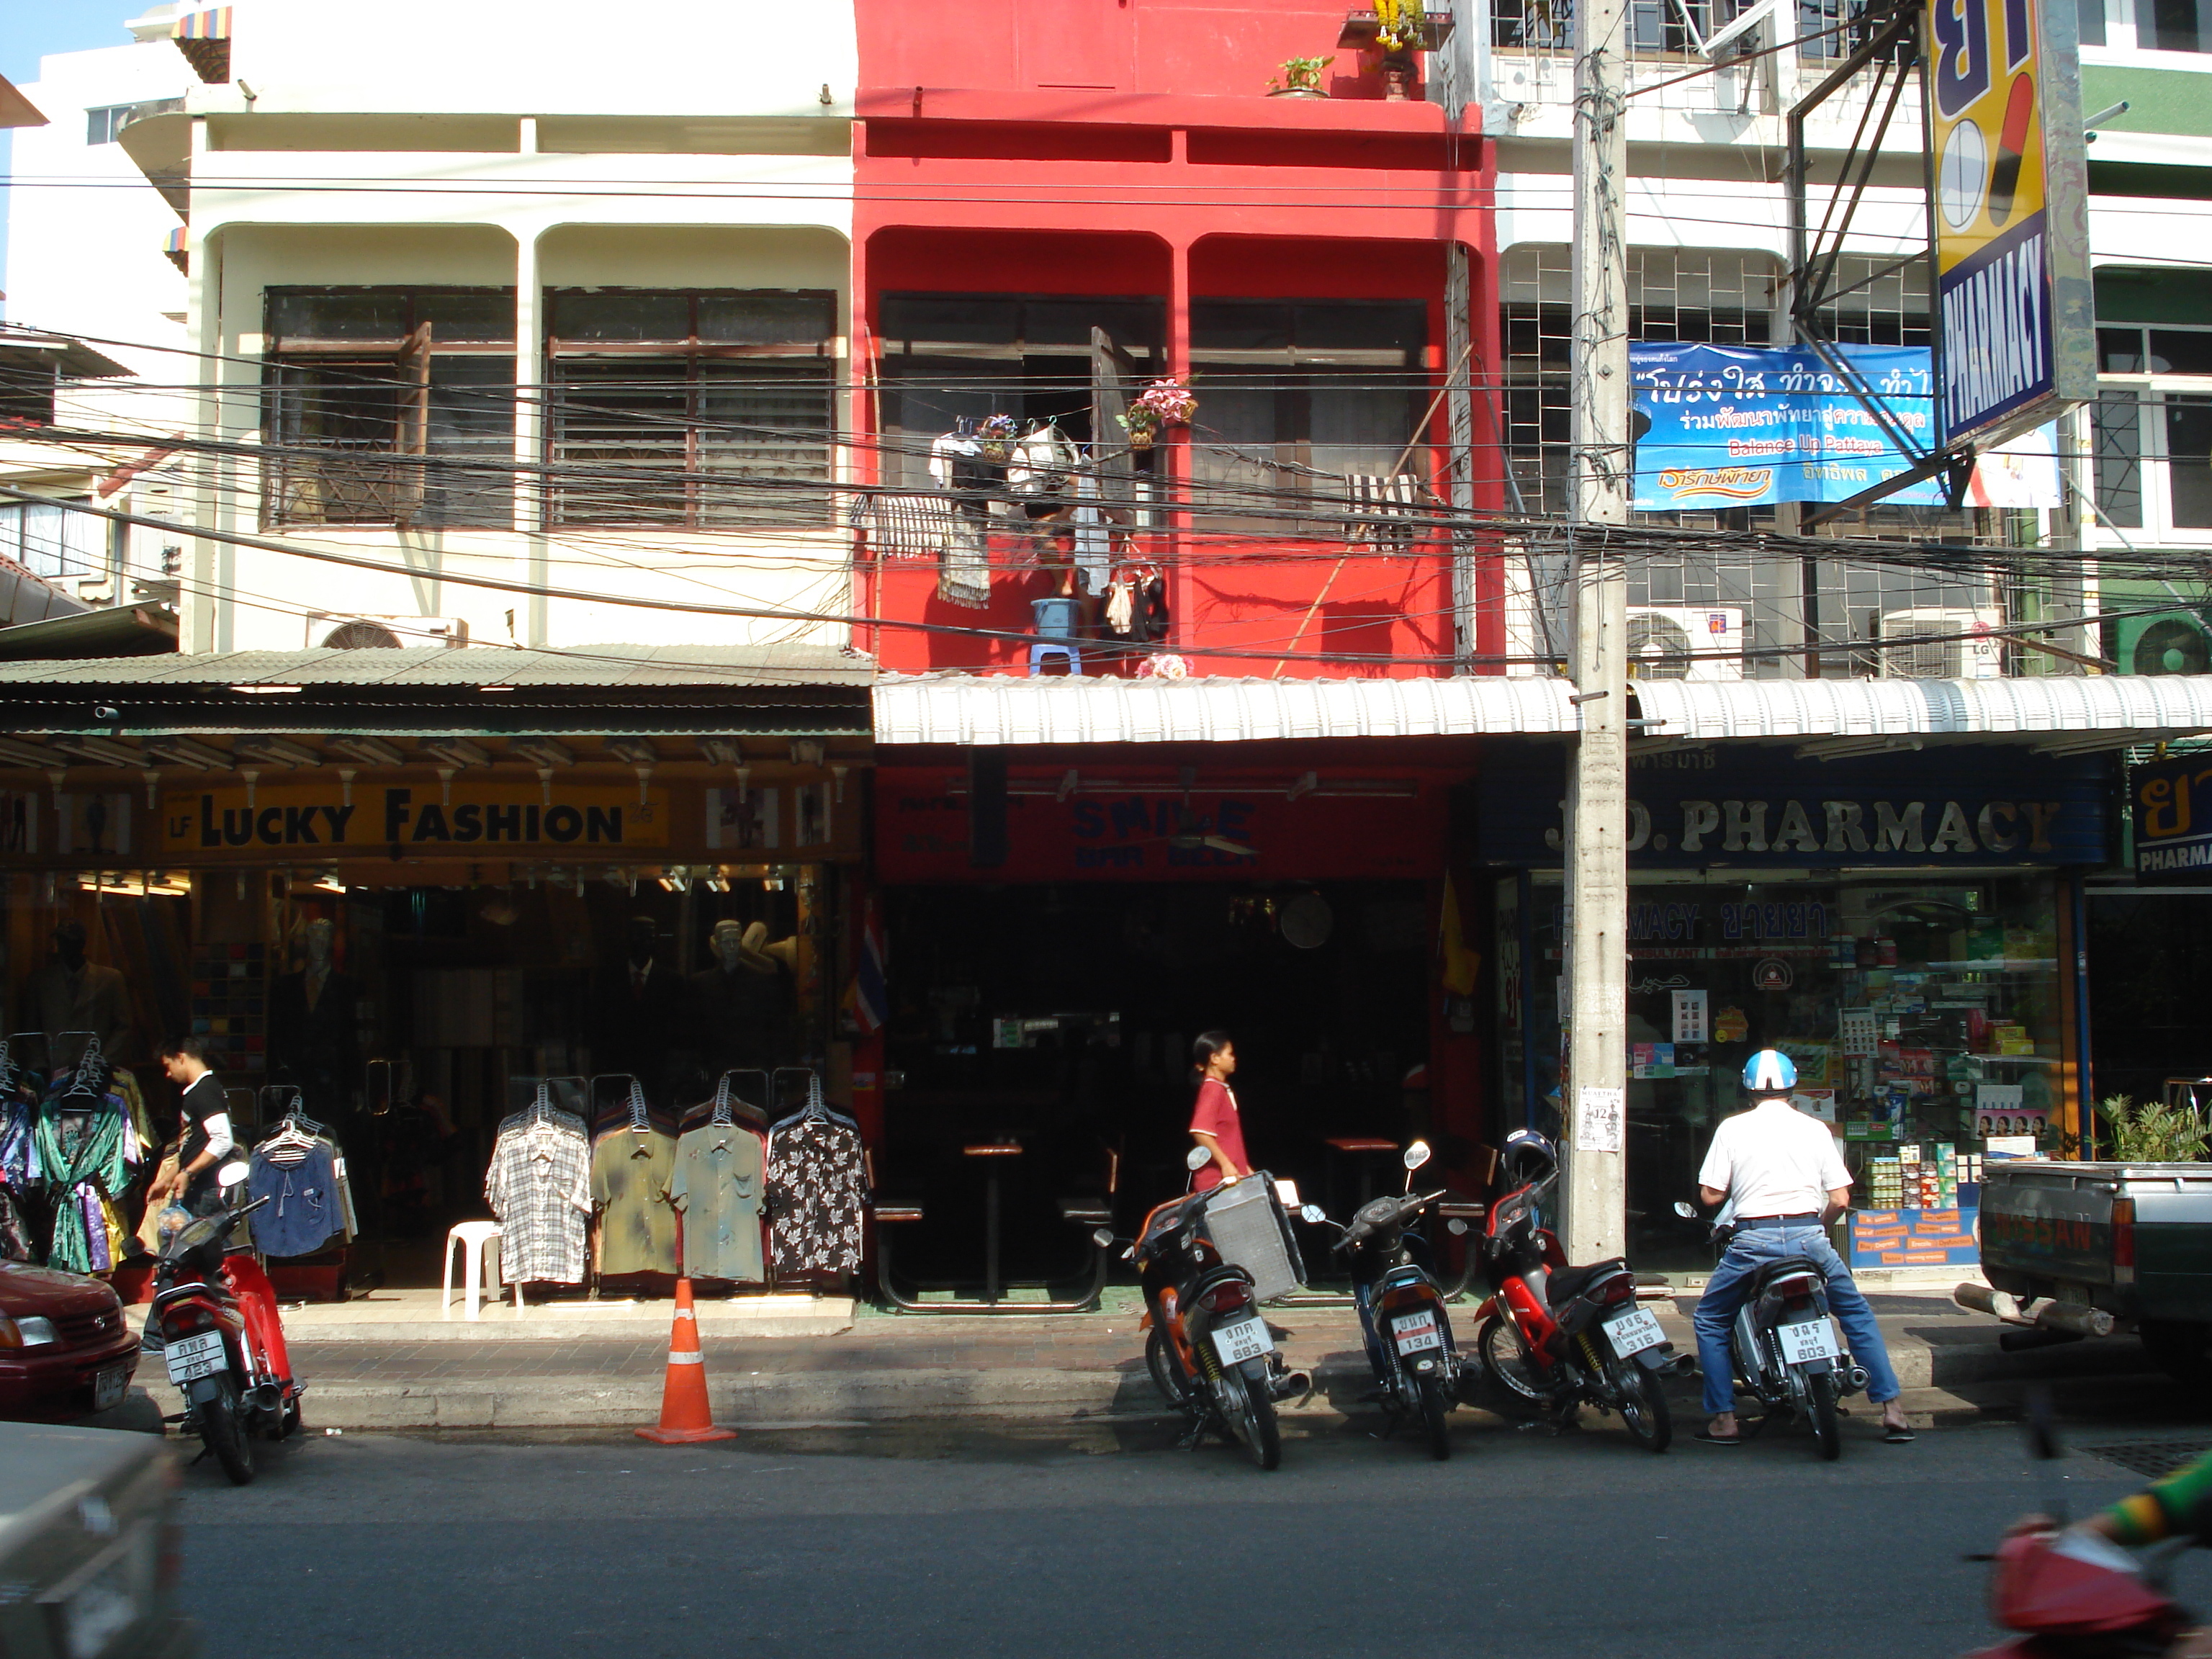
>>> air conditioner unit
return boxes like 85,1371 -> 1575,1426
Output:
1878,608 -> 2003,680
305,613 -> 469,650
2114,611 -> 2212,677
1625,606 -> 1745,680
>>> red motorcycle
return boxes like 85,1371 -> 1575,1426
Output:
1470,1129 -> 1681,1452
151,1195 -> 302,1484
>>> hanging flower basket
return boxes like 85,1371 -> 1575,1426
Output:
1128,425 -> 1157,451
976,414 -> 1017,464
1118,379 -> 1196,453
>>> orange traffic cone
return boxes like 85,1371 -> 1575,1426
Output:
636,1277 -> 737,1444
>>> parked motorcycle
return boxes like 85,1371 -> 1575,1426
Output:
151,1190 -> 302,1485
1307,1140 -> 1477,1460
1126,1148 -> 1311,1470
1673,1198 -> 1869,1460
1472,1129 -> 1680,1452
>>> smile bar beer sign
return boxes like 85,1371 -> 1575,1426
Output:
1925,0 -> 2095,445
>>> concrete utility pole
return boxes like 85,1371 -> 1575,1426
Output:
1561,0 -> 1632,1264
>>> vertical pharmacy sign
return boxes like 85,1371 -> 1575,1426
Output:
1925,0 -> 2095,446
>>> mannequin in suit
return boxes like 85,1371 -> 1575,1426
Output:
689,920 -> 796,1074
22,920 -> 132,1062
269,918 -> 361,1125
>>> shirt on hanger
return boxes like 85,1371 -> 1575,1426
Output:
246,1137 -> 343,1258
590,1126 -> 678,1276
669,1123 -> 766,1285
765,1114 -> 866,1285
485,1117 -> 592,1285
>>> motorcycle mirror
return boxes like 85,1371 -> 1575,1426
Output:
1673,1200 -> 1699,1220
1447,1217 -> 1471,1236
1403,1141 -> 1431,1171
1299,1204 -> 1327,1225
217,1159 -> 250,1188
1091,1227 -> 1115,1249
1186,1146 -> 1213,1172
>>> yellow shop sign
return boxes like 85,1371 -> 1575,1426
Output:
163,783 -> 669,854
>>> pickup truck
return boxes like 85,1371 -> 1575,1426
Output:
1968,1160 -> 2212,1382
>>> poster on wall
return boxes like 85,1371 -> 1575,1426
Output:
57,793 -> 130,858
1924,0 -> 2095,445
1575,1085 -> 1625,1154
706,787 -> 780,853
0,790 -> 40,855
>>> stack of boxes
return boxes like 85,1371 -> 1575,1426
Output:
1894,1143 -> 1961,1209
1866,1156 -> 1905,1208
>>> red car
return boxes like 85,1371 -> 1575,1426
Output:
0,1261 -> 138,1421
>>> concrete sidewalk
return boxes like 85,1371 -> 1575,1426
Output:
129,1285 -> 2184,1432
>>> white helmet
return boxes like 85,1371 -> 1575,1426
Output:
1741,1048 -> 1797,1092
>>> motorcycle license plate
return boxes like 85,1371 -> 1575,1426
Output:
91,1364 -> 128,1412
163,1329 -> 227,1386
1604,1305 -> 1666,1358
1210,1316 -> 1272,1365
1778,1318 -> 1840,1364
1391,1310 -> 1444,1354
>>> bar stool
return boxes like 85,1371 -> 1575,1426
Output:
1324,1136 -> 1401,1215
963,1142 -> 1024,1304
441,1221 -> 513,1320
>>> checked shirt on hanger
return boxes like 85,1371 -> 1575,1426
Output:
485,1115 -> 592,1284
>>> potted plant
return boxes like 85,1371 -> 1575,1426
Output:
977,413 -> 1017,464
1118,379 -> 1197,451
1268,55 -> 1333,97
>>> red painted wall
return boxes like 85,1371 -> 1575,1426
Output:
850,0 -> 1503,680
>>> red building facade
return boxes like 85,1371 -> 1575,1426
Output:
849,0 -> 1498,679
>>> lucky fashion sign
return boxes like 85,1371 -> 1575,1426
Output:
163,783 -> 670,855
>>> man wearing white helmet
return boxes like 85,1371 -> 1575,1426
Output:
1691,1048 -> 1913,1444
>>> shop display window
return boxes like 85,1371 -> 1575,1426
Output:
1521,873 -> 2064,1261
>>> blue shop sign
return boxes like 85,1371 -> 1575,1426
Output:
1632,343 -> 1942,511
1480,747 -> 2112,868
2131,756 -> 2212,884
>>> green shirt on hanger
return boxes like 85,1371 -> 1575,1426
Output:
670,1123 -> 765,1285
590,1128 -> 677,1276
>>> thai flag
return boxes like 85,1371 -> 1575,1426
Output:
853,898 -> 888,1033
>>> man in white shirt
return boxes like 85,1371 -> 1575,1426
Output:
1692,1050 -> 1912,1444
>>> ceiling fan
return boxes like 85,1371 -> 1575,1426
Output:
1134,768 -> 1258,859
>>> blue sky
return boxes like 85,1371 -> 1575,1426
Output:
3,0 -> 141,305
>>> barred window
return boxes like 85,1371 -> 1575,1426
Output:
261,287 -> 516,530
545,289 -> 837,529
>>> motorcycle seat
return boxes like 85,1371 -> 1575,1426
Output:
1545,1259 -> 1627,1307
1750,1255 -> 1826,1293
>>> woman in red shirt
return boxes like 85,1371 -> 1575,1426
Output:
1188,1030 -> 1251,1192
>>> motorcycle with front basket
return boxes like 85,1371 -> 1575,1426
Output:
1124,1146 -> 1313,1470
1305,1139 -> 1479,1460
1472,1129 -> 1682,1452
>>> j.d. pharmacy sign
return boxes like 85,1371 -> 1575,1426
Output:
1925,0 -> 2095,444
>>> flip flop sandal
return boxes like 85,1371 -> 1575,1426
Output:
1694,1429 -> 1745,1445
1884,1424 -> 1918,1443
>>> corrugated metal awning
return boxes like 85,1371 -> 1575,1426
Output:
875,672 -> 2212,746
875,675 -> 1576,745
0,644 -> 874,691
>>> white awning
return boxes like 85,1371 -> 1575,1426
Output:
873,675 -> 1578,745
875,673 -> 2212,746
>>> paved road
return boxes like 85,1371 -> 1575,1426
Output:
168,1401 -> 2212,1659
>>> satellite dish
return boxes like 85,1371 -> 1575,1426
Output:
1280,892 -> 1332,950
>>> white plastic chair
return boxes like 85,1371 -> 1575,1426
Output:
441,1222 -> 513,1320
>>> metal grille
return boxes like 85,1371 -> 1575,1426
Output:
1498,247 -> 2034,678
2083,1438 -> 2212,1480
1199,1179 -> 1304,1303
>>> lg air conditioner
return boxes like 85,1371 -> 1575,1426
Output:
304,613 -> 469,649
1624,606 -> 1745,680
1877,608 -> 2002,680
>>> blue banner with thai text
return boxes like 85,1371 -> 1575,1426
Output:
1631,343 -> 1942,511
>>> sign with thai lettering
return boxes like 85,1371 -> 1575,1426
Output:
1925,0 -> 2095,444
874,768 -> 1444,883
162,784 -> 669,855
2129,755 -> 2212,883
1480,747 -> 2110,867
1849,1206 -> 1980,1268
1631,343 -> 1942,509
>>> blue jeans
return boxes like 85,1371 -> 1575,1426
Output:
1692,1224 -> 1899,1416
